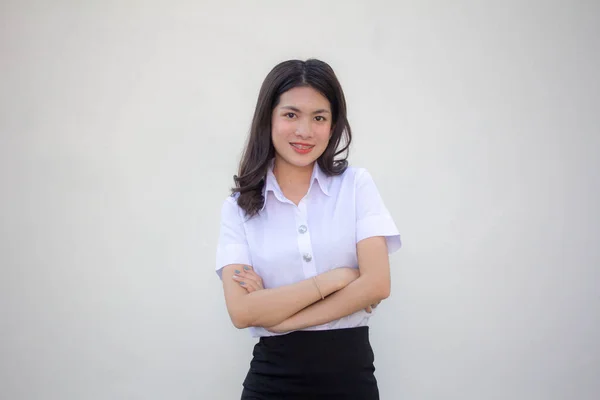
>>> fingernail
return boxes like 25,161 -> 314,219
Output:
235,270 -> 241,274
239,282 -> 245,286
243,266 -> 250,271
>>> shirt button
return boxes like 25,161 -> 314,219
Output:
298,225 -> 307,234
303,253 -> 312,262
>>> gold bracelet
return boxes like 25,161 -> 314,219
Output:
312,276 -> 325,300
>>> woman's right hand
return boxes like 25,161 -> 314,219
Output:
232,265 -> 264,293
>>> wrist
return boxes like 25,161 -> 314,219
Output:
317,270 -> 343,294
312,276 -> 325,300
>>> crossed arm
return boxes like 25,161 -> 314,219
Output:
221,236 -> 391,332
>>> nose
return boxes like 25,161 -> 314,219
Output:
294,119 -> 312,139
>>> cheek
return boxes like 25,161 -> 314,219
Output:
315,126 -> 332,145
270,123 -> 283,145
271,119 -> 294,139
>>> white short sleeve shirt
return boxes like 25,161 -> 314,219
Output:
216,162 -> 401,337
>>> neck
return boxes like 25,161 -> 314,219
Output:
273,157 -> 314,189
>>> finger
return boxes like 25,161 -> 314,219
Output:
239,280 -> 252,292
236,271 -> 262,288
240,281 -> 254,292
234,266 -> 255,275
242,265 -> 262,281
232,275 -> 259,292
231,275 -> 250,292
234,271 -> 260,291
236,267 -> 264,289
243,279 -> 261,292
365,306 -> 372,313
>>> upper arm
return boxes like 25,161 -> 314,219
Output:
354,169 -> 401,297
215,196 -> 252,279
356,237 -> 391,298
215,197 -> 252,327
355,169 -> 401,253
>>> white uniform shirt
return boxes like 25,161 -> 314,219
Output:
216,161 -> 401,337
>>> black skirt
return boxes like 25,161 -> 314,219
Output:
241,326 -> 379,400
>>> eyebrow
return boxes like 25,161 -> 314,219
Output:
280,105 -> 331,114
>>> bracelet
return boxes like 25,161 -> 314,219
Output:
312,276 -> 325,300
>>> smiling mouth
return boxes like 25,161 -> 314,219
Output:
290,143 -> 315,150
290,142 -> 315,154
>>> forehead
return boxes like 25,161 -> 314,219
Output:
277,86 -> 330,110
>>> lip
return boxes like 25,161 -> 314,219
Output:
290,142 -> 315,155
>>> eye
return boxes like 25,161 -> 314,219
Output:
314,116 -> 327,122
284,112 -> 296,119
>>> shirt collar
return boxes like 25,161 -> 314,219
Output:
261,159 -> 331,211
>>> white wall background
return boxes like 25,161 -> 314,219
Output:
1,1 -> 599,399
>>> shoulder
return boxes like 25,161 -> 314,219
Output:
335,166 -> 385,203
336,165 -> 373,186
222,192 -> 240,207
326,166 -> 379,200
220,193 -> 244,221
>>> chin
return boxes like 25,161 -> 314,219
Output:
287,153 -> 321,168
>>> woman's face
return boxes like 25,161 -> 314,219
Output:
271,86 -> 332,169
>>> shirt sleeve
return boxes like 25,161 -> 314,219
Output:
215,196 -> 252,279
355,169 -> 402,254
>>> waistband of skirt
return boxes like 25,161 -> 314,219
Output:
259,326 -> 369,345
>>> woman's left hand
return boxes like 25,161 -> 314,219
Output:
365,300 -> 381,313
232,265 -> 264,293
266,320 -> 290,333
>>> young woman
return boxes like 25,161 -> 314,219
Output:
215,59 -> 402,399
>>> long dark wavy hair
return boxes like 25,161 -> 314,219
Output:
232,59 -> 352,217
